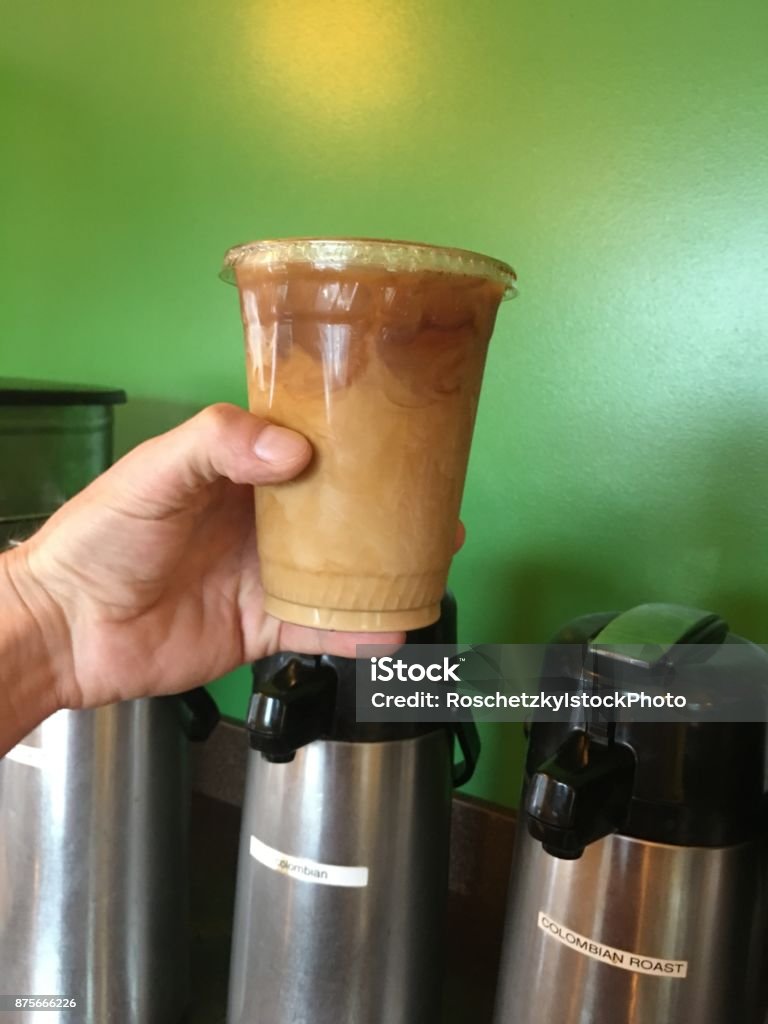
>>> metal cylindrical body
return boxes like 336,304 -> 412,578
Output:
228,731 -> 454,1024
493,825 -> 766,1024
0,379 -> 197,1021
0,700 -> 191,1024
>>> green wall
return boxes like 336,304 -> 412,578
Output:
3,0 -> 767,805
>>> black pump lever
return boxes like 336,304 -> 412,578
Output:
525,730 -> 635,860
246,654 -> 338,762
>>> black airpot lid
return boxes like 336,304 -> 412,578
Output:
525,604 -> 768,856
0,378 -> 127,406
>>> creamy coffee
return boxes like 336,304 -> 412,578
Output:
224,239 -> 515,631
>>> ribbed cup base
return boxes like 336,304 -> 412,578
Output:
263,594 -> 441,632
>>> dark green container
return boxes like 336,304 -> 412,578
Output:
0,379 -> 126,547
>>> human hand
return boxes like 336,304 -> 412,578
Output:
4,403 -> 415,712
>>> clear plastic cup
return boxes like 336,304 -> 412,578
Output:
222,238 -> 517,631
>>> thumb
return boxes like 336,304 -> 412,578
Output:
101,403 -> 312,515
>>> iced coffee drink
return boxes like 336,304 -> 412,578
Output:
222,239 -> 516,631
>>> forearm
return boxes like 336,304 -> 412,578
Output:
0,548 -> 64,757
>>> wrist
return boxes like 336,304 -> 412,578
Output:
0,545 -> 69,752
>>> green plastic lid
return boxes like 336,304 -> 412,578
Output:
0,379 -> 127,406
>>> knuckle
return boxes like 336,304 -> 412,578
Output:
197,402 -> 238,440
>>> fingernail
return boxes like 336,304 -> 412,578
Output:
253,425 -> 308,465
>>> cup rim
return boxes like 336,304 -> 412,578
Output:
220,237 -> 517,299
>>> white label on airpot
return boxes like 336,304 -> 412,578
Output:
4,744 -> 44,769
538,912 -> 688,978
250,836 -> 369,888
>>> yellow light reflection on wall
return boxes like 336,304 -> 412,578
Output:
254,0 -> 420,127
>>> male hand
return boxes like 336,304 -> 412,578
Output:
4,403 -> 410,712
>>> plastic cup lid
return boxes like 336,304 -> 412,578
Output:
221,237 -> 517,299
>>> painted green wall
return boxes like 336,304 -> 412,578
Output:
2,1 -> 767,805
